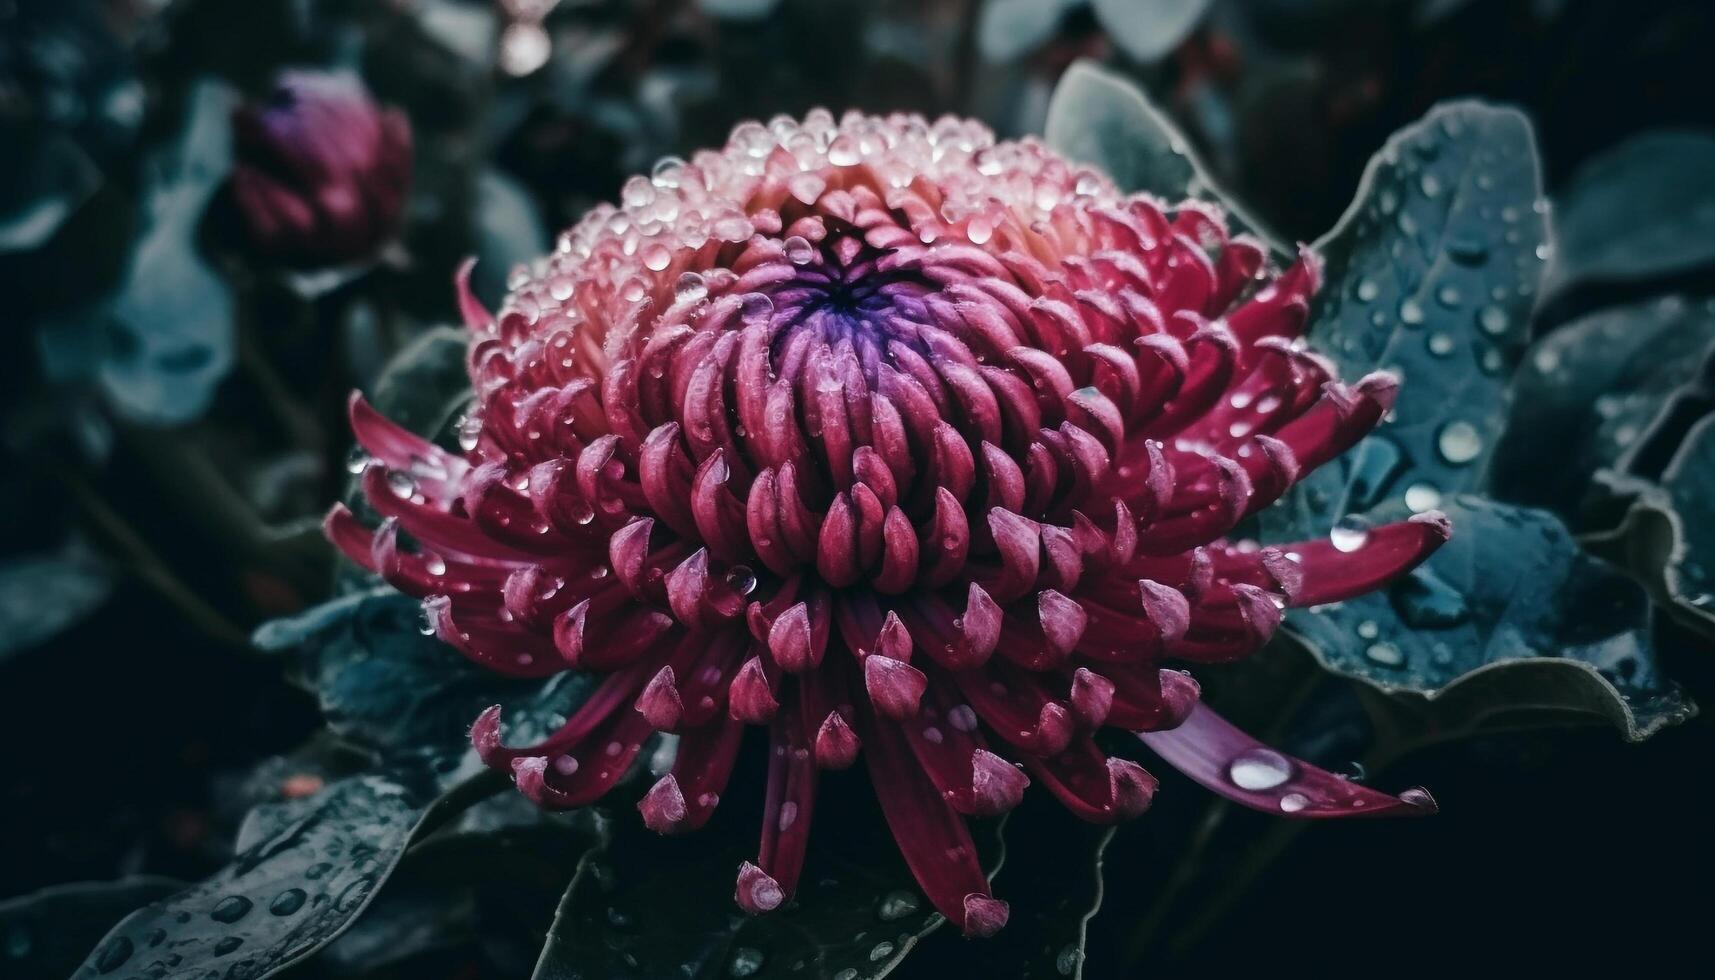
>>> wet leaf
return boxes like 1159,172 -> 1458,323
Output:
1490,295 -> 1715,525
530,778 -> 1004,980
699,0 -> 786,19
255,590 -> 594,769
1271,100 -> 1548,535
1090,0 -> 1213,64
0,541 -> 113,661
0,876 -> 182,980
471,169 -> 549,312
1540,129 -> 1715,315
1286,497 -> 1693,742
1044,60 -> 1282,249
1592,414 -> 1715,637
71,771 -> 503,980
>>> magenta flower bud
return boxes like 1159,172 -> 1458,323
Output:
329,111 -> 1447,936
228,70 -> 412,266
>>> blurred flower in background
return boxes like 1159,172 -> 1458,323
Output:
227,70 -> 412,267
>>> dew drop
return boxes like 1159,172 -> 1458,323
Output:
456,414 -> 483,451
1477,304 -> 1510,336
1398,298 -> 1425,325
1279,792 -> 1310,813
211,896 -> 253,923
344,446 -> 372,474
1427,332 -> 1455,356
269,888 -> 307,916
674,271 -> 707,303
828,134 -> 862,166
878,890 -> 921,921
1355,278 -> 1379,302
94,935 -> 134,972
724,565 -> 757,595
1330,515 -> 1372,553
386,470 -> 417,499
870,940 -> 896,961
1436,420 -> 1483,465
1365,641 -> 1405,667
213,936 -> 244,956
1227,747 -> 1293,790
1357,619 -> 1380,640
642,243 -> 672,272
784,235 -> 814,265
1447,237 -> 1488,265
1404,482 -> 1442,512
1435,284 -> 1462,309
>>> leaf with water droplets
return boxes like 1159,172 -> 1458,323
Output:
1491,295 -> 1715,526
0,540 -> 113,662
255,590 -> 594,767
1287,497 -> 1693,742
530,776 -> 1003,980
70,770 -> 504,980
1539,130 -> 1715,320
1270,101 -> 1548,538
1592,413 -> 1715,639
1044,60 -> 1283,250
0,876 -> 182,980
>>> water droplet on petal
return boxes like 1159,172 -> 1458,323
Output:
1330,515 -> 1372,553
1279,792 -> 1310,813
784,235 -> 814,265
1228,747 -> 1293,790
1404,482 -> 1442,512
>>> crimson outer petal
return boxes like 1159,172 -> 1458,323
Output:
331,110 -> 1449,934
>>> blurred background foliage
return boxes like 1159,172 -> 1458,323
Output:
3,1 -> 1714,977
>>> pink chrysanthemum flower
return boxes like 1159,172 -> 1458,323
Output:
327,110 -> 1445,936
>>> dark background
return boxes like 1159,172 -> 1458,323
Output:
4,0 -> 1713,976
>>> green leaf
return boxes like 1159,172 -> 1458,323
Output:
255,590 -> 594,768
530,780 -> 1004,980
0,541 -> 113,661
471,169 -> 549,312
0,877 -> 183,980
1090,0 -> 1212,64
1540,129 -> 1715,314
1270,101 -> 1548,536
71,770 -> 503,980
1489,295 -> 1715,525
367,325 -> 474,441
977,0 -> 1078,63
1592,413 -> 1715,636
1043,60 -> 1282,249
1285,497 -> 1693,742
92,79 -> 237,426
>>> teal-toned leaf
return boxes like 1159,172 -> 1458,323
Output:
0,540 -> 113,661
531,780 -> 1004,980
1490,295 -> 1715,525
1044,60 -> 1282,249
97,79 -> 238,426
366,325 -> 473,440
698,0 -> 785,20
0,876 -> 182,980
1090,0 -> 1212,64
1286,497 -> 1694,742
1593,414 -> 1715,636
977,0 -> 1077,63
1269,101 -> 1547,537
1540,129 -> 1715,313
470,169 -> 549,311
255,590 -> 593,769
71,770 -> 503,980
0,132 -> 102,254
